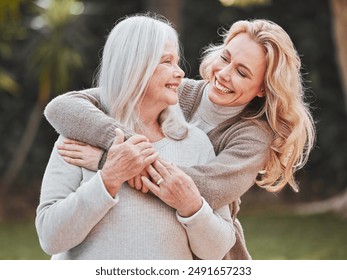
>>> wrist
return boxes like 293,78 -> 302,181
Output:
177,197 -> 203,218
100,170 -> 122,197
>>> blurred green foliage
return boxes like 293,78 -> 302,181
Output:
0,0 -> 346,203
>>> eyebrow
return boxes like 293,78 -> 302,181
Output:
223,49 -> 254,77
161,54 -> 173,59
161,53 -> 180,63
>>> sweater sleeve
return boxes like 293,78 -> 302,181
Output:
35,136 -> 119,255
173,128 -> 236,259
44,80 -> 205,151
177,198 -> 235,259
180,123 -> 271,210
44,88 -> 135,151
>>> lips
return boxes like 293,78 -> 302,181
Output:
215,79 -> 233,94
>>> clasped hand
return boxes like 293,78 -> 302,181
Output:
58,129 -> 158,197
57,129 -> 202,216
141,160 -> 202,217
100,129 -> 159,196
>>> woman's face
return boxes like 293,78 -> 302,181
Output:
141,40 -> 184,113
208,33 -> 266,107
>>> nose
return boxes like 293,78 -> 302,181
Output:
174,64 -> 185,79
218,64 -> 232,82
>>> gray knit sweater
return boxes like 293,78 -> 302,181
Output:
44,78 -> 273,259
36,126 -> 235,259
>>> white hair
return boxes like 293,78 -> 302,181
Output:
96,13 -> 188,140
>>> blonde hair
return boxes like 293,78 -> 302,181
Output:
200,19 -> 315,192
96,13 -> 187,140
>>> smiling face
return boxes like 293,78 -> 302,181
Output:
208,33 -> 267,107
140,40 -> 184,114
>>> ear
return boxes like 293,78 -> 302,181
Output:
257,87 -> 265,98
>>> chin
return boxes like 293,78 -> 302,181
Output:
209,89 -> 237,107
208,90 -> 223,105
168,95 -> 179,105
168,100 -> 178,106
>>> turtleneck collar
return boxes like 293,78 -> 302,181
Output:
190,85 -> 246,133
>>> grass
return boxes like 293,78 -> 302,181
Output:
0,220 -> 49,260
0,210 -> 346,260
240,211 -> 347,260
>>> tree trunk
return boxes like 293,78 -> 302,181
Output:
0,102 -> 45,194
144,0 -> 182,32
295,190 -> 347,218
330,0 -> 347,111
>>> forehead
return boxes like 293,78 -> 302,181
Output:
225,33 -> 265,63
162,40 -> 179,57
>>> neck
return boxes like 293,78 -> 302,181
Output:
138,108 -> 164,142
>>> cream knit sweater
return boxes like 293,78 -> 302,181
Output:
36,126 -> 235,259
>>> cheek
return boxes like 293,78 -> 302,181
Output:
233,77 -> 256,92
229,74 -> 245,90
210,60 -> 222,75
241,86 -> 261,102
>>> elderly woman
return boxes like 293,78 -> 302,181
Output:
43,19 -> 316,259
35,14 -> 236,260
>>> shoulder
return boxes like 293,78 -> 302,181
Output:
178,78 -> 208,95
46,87 -> 102,114
66,87 -> 102,106
178,79 -> 209,120
45,135 -> 83,175
186,125 -> 211,145
170,126 -> 215,165
221,117 -> 273,150
237,119 -> 273,144
184,125 -> 215,160
212,119 -> 273,165
79,87 -> 100,97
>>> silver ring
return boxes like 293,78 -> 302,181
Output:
156,178 -> 164,185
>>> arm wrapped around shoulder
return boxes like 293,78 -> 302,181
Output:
44,88 -> 134,150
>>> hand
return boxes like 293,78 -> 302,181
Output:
101,129 -> 158,197
57,139 -> 103,171
127,169 -> 150,193
141,160 -> 202,217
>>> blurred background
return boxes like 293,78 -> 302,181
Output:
0,0 -> 346,259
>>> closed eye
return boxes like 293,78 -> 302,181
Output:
162,59 -> 172,64
220,55 -> 228,63
237,69 -> 246,78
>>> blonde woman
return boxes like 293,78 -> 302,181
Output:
36,14 -> 236,260
44,19 -> 315,259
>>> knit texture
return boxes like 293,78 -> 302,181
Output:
44,78 -> 274,259
36,126 -> 235,260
